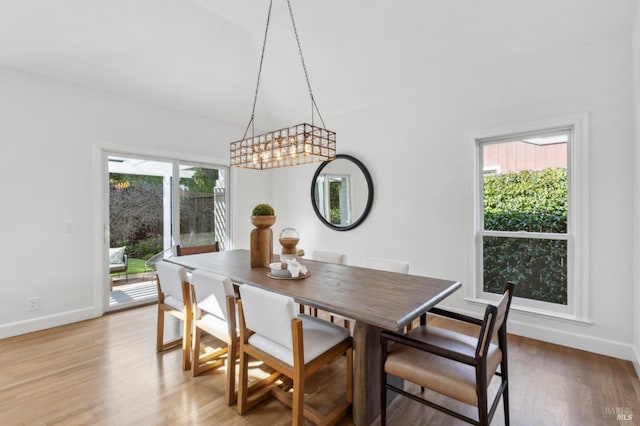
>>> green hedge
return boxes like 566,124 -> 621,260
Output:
484,168 -> 567,233
483,168 -> 568,305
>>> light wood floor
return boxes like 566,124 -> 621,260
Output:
1,305 -> 638,425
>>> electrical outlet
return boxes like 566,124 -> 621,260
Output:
26,297 -> 40,311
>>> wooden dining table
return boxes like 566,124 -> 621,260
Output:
166,249 -> 461,425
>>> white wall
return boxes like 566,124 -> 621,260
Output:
0,66 -> 262,338
632,4 -> 640,374
231,168 -> 275,251
273,34 -> 636,360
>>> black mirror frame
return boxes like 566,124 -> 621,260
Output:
310,154 -> 374,231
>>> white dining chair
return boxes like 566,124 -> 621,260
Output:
190,269 -> 238,405
310,250 -> 346,264
155,261 -> 192,370
309,250 -> 350,327
364,256 -> 410,274
365,256 -> 411,330
237,284 -> 353,425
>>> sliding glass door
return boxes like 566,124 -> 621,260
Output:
107,154 -> 228,310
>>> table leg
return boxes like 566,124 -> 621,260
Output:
352,321 -> 382,425
353,321 -> 403,425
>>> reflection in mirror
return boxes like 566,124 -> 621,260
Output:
311,154 -> 373,231
315,174 -> 352,226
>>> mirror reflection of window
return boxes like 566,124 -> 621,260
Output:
315,174 -> 352,226
314,175 -> 326,219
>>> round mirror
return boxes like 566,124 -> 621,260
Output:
310,154 -> 374,231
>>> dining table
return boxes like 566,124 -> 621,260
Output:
166,249 -> 461,425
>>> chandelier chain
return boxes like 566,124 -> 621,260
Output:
242,0 -> 273,141
285,0 -> 327,129
241,0 -> 327,141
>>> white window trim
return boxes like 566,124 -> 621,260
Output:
466,113 -> 590,323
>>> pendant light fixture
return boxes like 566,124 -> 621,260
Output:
229,0 -> 336,170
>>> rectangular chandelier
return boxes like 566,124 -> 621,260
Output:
230,123 -> 336,170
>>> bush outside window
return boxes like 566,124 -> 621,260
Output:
479,131 -> 569,306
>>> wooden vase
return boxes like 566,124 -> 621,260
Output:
250,216 -> 276,268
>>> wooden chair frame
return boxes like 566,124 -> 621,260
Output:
237,299 -> 353,425
380,282 -> 514,426
156,271 -> 193,371
191,292 -> 239,406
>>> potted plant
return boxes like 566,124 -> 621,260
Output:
251,203 -> 276,229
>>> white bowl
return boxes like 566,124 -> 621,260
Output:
269,262 -> 290,277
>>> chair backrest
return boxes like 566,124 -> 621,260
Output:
239,285 -> 297,349
477,282 -> 515,358
311,250 -> 346,264
191,269 -> 235,320
364,257 -> 410,274
176,242 -> 219,256
155,261 -> 189,301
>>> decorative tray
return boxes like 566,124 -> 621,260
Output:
267,271 -> 311,280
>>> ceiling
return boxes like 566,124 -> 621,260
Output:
0,0 -> 637,127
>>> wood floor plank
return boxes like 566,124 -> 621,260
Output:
0,305 -> 638,425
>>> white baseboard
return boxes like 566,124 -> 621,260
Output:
437,305 -> 633,361
506,319 -> 633,360
0,307 -> 97,339
632,345 -> 640,379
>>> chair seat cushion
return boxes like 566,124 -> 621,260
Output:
109,263 -> 126,272
164,295 -> 184,311
385,326 -> 502,406
197,313 -> 233,344
248,314 -> 350,366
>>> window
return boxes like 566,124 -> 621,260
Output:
471,115 -> 588,320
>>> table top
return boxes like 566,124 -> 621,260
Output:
166,249 -> 461,332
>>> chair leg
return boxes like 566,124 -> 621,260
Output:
237,347 -> 250,414
156,306 -> 164,352
226,339 -> 238,406
500,334 -> 510,426
182,315 -> 191,371
292,369 -> 305,426
503,383 -> 510,426
477,388 -> 489,426
191,327 -> 202,377
346,347 -> 353,403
